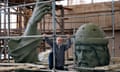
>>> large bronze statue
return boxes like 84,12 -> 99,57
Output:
75,23 -> 110,72
8,0 -> 51,72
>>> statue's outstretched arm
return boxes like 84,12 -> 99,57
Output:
24,0 -> 51,35
8,0 -> 51,63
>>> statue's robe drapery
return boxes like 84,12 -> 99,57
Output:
8,38 -> 41,72
8,37 -> 41,63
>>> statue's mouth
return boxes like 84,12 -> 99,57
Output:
78,61 -> 88,67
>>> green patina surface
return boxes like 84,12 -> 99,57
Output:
8,0 -> 51,72
75,23 -> 110,72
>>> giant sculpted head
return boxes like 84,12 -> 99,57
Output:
75,23 -> 110,72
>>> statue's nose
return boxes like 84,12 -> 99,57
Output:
79,51 -> 86,60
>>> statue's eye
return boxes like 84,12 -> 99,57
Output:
76,50 -> 82,54
75,46 -> 80,49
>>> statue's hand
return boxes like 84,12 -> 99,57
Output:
23,0 -> 52,35
29,0 -> 52,24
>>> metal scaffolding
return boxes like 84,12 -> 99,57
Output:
0,0 -> 118,72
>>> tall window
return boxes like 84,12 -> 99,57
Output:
1,8 -> 17,29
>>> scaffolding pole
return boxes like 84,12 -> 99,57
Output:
6,0 -> 11,63
52,0 -> 56,72
111,0 -> 115,57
